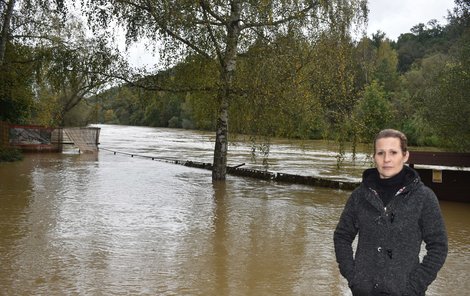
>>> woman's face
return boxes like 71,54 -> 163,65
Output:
374,137 -> 409,179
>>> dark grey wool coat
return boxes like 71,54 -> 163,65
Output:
334,166 -> 448,296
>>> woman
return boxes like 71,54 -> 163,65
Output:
334,129 -> 448,296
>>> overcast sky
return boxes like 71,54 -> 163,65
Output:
367,0 -> 456,40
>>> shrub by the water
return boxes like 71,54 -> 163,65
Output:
0,147 -> 23,162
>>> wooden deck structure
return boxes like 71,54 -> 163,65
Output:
407,151 -> 470,203
0,122 -> 100,153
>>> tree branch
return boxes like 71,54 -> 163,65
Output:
118,0 -> 213,60
200,0 -> 224,66
241,1 -> 321,29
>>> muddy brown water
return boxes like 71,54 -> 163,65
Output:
0,125 -> 468,295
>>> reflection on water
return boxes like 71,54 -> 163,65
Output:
0,125 -> 468,295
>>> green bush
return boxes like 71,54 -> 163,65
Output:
0,146 -> 23,162
168,116 -> 180,128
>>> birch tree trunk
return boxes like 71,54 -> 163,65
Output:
212,93 -> 229,180
0,0 -> 16,65
212,2 -> 240,180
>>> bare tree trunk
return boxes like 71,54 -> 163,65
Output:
0,0 -> 16,65
212,58 -> 235,180
212,94 -> 229,180
211,1 -> 241,181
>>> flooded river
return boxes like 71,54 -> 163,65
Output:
0,124 -> 468,295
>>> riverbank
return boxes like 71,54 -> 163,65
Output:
0,147 -> 23,162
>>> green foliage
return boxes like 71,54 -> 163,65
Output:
1,3 -> 117,127
354,37 -> 377,85
0,45 -> 35,123
168,116 -> 179,128
374,41 -> 399,92
400,114 -> 440,147
396,34 -> 426,73
185,92 -> 217,130
391,1 -> 470,152
397,54 -> 447,146
62,100 -> 95,126
0,146 -> 23,162
104,109 -> 118,124
424,29 -> 470,151
32,90 -> 63,126
353,80 -> 392,143
33,27 -> 118,126
92,85 -> 189,128
231,33 -> 324,140
309,32 -> 359,143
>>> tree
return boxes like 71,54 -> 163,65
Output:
355,36 -> 377,85
396,34 -> 425,73
353,80 -> 391,143
1,0 -> 66,122
425,0 -> 470,151
374,39 -> 399,93
35,34 -> 119,125
0,0 -> 16,64
399,53 -> 450,146
83,0 -> 368,180
0,43 -> 35,123
428,57 -> 470,151
1,0 -> 116,126
309,31 -> 360,146
231,33 -> 322,140
396,16 -> 453,74
1,0 -> 67,65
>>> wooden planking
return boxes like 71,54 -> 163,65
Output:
408,151 -> 470,167
414,168 -> 470,203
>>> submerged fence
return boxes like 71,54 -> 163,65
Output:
98,147 -> 470,202
99,147 -> 361,191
